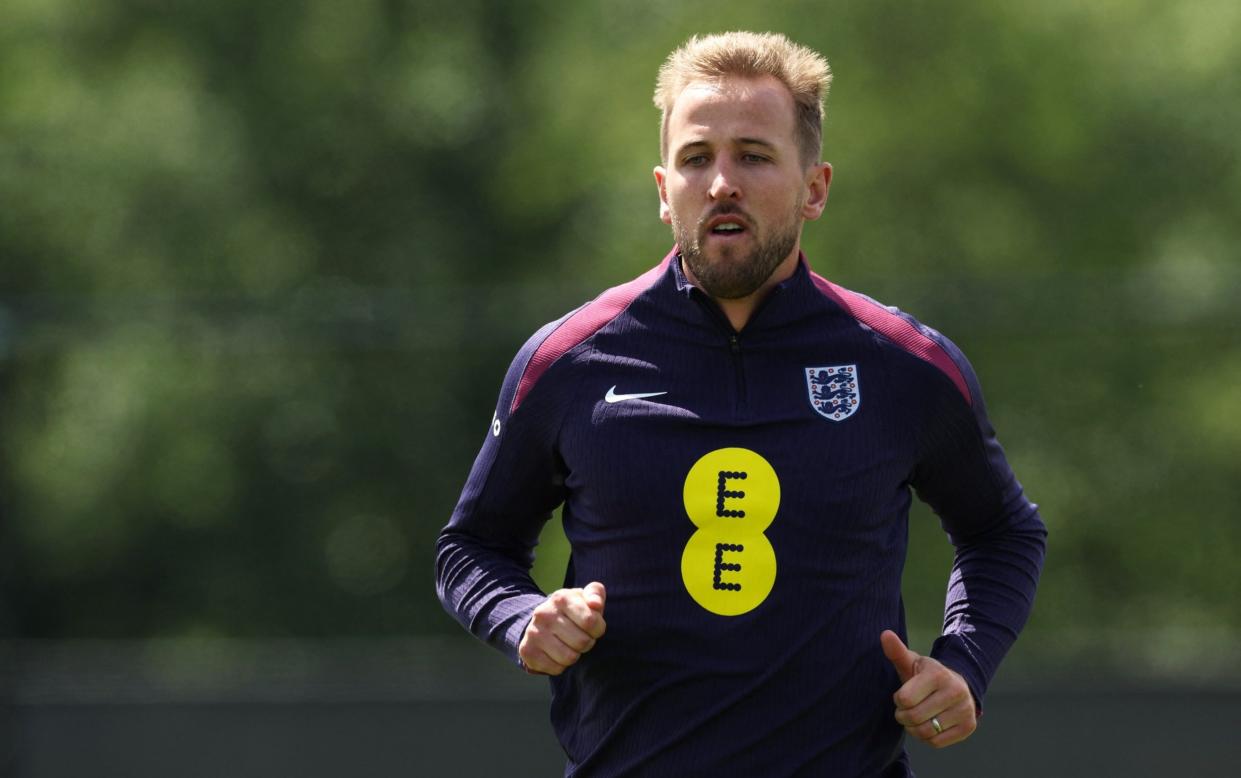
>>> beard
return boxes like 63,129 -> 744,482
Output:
673,203 -> 801,300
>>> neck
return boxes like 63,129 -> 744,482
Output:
685,248 -> 801,332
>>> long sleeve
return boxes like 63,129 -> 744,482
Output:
908,332 -> 1048,709
434,318 -> 576,664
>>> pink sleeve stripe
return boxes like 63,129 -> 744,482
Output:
808,270 -> 973,405
510,250 -> 676,413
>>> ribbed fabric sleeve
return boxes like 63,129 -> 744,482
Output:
434,314 -> 578,664
904,328 -> 1047,709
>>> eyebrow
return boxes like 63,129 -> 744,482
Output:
673,137 -> 779,158
673,140 -> 711,158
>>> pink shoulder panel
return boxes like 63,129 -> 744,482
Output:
808,270 -> 972,405
510,251 -> 675,413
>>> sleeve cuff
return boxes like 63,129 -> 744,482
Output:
930,633 -> 987,716
498,593 -> 549,666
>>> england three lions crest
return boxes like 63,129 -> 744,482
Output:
805,365 -> 860,422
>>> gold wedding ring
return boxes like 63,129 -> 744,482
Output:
930,716 -> 943,735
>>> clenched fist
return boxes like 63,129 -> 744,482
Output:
519,582 -> 607,675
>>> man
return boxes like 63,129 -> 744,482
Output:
437,31 -> 1046,777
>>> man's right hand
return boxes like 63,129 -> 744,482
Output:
518,581 -> 607,675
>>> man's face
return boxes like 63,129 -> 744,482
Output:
654,74 -> 830,300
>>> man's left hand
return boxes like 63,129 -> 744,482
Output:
880,630 -> 978,749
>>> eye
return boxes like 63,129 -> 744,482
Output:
742,153 -> 770,164
682,154 -> 709,167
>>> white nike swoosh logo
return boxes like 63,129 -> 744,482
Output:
605,386 -> 668,403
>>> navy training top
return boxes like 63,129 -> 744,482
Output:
436,248 -> 1047,777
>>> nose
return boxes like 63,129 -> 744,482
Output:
708,162 -> 741,201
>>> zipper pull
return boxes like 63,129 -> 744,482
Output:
729,335 -> 741,353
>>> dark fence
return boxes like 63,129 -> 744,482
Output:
8,638 -> 1240,777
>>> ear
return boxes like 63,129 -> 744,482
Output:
654,165 -> 672,225
801,162 -> 832,221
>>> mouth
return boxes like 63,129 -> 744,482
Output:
704,214 -> 750,240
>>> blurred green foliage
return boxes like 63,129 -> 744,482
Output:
2,0 -> 1239,675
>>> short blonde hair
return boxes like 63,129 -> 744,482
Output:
654,31 -> 832,166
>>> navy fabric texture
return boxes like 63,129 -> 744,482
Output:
436,251 -> 1047,777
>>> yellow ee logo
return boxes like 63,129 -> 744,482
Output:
680,447 -> 780,616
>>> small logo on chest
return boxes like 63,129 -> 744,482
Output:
604,386 -> 668,403
805,365 -> 861,422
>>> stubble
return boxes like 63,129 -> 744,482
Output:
674,203 -> 802,300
